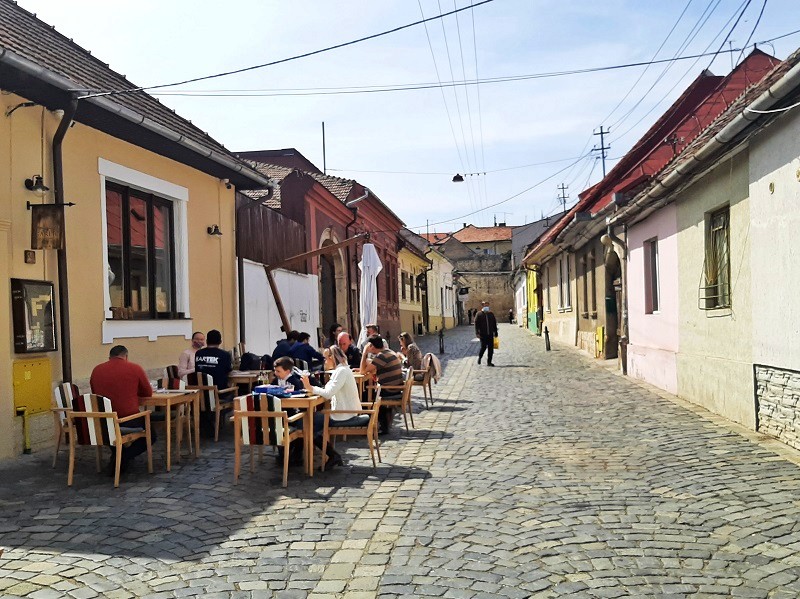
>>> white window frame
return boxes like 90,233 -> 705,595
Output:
98,158 -> 192,343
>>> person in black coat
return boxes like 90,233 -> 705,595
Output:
474,301 -> 498,366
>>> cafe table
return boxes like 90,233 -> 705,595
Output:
281,394 -> 325,476
140,390 -> 200,472
229,370 -> 270,393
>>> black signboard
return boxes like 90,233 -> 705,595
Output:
11,279 -> 57,353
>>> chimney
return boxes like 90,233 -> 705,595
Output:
463,222 -> 467,228
498,222 -> 506,227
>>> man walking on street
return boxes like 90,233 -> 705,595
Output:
475,301 -> 498,366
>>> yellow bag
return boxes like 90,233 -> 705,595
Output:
493,337 -> 500,350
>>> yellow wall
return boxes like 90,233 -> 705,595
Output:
675,150 -> 754,428
398,247 -> 427,336
1,93 -> 239,458
526,268 -> 539,333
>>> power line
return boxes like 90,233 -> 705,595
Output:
735,0 -> 768,66
81,0 -> 497,99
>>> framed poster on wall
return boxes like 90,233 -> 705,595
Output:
11,279 -> 57,353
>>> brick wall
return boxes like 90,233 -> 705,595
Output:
755,365 -> 800,450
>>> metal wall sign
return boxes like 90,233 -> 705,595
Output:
10,279 -> 57,353
30,204 -> 65,250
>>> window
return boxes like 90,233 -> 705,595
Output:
581,254 -> 588,317
644,238 -> 660,313
702,207 -> 731,309
544,265 -> 551,312
106,183 -> 176,319
558,253 -> 571,310
401,271 -> 407,300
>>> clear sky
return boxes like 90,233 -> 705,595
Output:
16,0 -> 800,234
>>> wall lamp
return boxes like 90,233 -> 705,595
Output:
207,225 -> 223,236
24,175 -> 50,195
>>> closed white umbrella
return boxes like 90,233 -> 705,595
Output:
357,243 -> 383,349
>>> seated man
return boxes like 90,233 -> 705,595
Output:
90,345 -> 156,475
288,332 -> 325,370
337,331 -> 362,369
272,330 -> 300,360
358,323 -> 380,351
360,334 -> 404,434
194,329 -> 233,437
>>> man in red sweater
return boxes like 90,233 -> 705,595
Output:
90,345 -> 155,473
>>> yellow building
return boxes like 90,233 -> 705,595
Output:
426,248 -> 457,332
397,243 -> 430,337
0,6 -> 270,458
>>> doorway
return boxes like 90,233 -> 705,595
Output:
604,249 -> 621,359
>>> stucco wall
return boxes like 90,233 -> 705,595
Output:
675,150 -> 754,428
1,94 -> 239,458
540,255 -> 577,346
627,203 -> 679,394
748,107 -> 800,370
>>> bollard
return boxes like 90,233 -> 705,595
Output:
438,328 -> 445,354
544,326 -> 551,351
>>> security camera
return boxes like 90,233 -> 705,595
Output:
222,178 -> 232,190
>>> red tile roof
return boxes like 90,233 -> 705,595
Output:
526,49 -> 780,261
452,225 -> 514,243
421,232 -> 452,244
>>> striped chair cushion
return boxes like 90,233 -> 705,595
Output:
236,394 -> 285,446
53,383 -> 80,424
187,372 -> 217,411
70,394 -> 123,446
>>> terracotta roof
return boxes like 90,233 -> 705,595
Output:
421,232 -> 452,244
525,49 -> 781,263
452,225 -> 514,243
242,162 -> 294,209
237,148 -> 323,174
307,172 -> 356,203
651,46 -> 800,192
0,0 -> 265,187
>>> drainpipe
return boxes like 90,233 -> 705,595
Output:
236,182 -> 276,345
600,223 -> 628,374
345,188 -> 370,334
53,95 -> 79,382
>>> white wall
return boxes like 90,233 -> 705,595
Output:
243,260 -> 320,356
514,277 -> 526,326
749,107 -> 800,369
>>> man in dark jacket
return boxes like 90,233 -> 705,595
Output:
474,301 -> 498,366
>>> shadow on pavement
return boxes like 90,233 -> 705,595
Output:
0,440 -> 430,562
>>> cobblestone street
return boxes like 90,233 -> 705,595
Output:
2,324 -> 800,598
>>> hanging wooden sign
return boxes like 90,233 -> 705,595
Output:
30,204 -> 64,250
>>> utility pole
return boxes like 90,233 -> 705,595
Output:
322,121 -> 327,174
593,125 -> 611,177
557,183 -> 569,214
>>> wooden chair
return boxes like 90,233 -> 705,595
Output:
186,372 -> 236,441
233,394 -> 304,487
292,358 -> 310,371
412,354 -> 436,408
155,377 -> 193,454
163,365 -> 180,380
52,382 -> 89,469
65,394 -> 153,488
321,385 -> 382,470
372,373 -> 415,431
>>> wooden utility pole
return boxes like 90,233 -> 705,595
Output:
593,125 -> 611,177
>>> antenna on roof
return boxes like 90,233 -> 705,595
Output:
321,121 -> 327,175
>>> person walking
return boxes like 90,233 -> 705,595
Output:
475,301 -> 498,366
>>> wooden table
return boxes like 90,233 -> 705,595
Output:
140,390 -> 200,472
229,370 -> 270,392
282,395 -> 325,476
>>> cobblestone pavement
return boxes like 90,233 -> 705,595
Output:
2,324 -> 800,599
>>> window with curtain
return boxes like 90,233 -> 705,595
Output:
106,183 -> 176,319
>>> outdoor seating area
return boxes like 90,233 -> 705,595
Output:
49,337 -> 441,489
